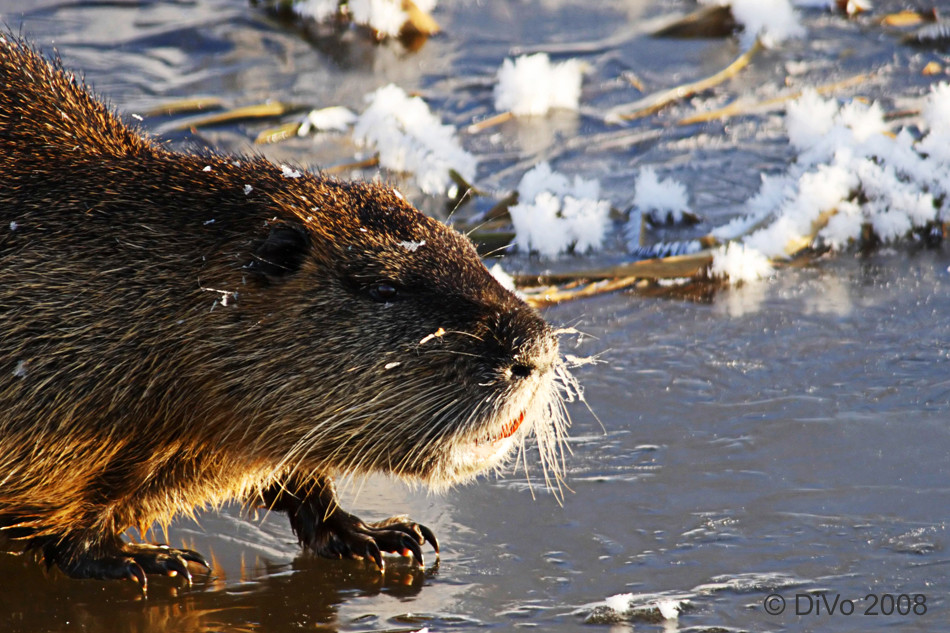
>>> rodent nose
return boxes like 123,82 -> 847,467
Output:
492,304 -> 559,382
508,330 -> 558,381
510,362 -> 533,379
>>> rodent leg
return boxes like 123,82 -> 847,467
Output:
261,475 -> 439,570
39,536 -> 210,594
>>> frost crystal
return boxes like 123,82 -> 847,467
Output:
633,167 -> 690,224
12,360 -> 27,379
716,84 -> 949,284
494,53 -> 583,116
280,165 -> 302,178
710,242 -> 774,283
399,240 -> 426,252
353,84 -> 476,195
291,0 -> 438,37
509,162 -> 610,257
298,106 -> 357,136
701,0 -> 805,48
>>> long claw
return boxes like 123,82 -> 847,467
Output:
401,534 -> 424,567
165,554 -> 192,586
365,540 -> 384,571
177,548 -> 211,570
126,562 -> 148,595
418,524 -> 439,554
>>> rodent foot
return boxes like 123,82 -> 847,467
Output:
319,512 -> 439,569
45,540 -> 210,594
263,476 -> 438,570
124,543 -> 211,587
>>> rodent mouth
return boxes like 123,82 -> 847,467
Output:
476,409 -> 526,446
498,409 -> 526,440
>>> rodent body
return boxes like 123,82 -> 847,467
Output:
0,34 -> 569,589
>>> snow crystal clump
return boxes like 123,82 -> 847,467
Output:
280,165 -> 302,178
494,53 -> 583,116
792,0 -> 869,15
604,593 -> 634,613
292,0 -> 337,21
700,0 -> 805,48
633,167 -> 691,224
710,242 -> 774,283
12,360 -> 28,379
353,84 -> 477,195
598,593 -> 686,621
711,174 -> 793,243
786,89 -> 838,151
349,0 -> 407,37
298,106 -> 357,135
509,162 -> 610,257
292,0 -> 438,37
719,84 -> 949,276
917,82 -> 950,164
399,240 -> 426,252
657,599 -> 682,619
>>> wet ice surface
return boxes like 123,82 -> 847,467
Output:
2,0 -> 949,631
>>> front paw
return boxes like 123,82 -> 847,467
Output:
262,475 -> 438,570
291,507 -> 438,569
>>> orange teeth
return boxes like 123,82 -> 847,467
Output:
498,410 -> 526,440
474,410 -> 526,446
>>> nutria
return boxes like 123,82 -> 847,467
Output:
0,34 -> 574,591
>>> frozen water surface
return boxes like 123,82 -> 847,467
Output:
1,1 -> 948,631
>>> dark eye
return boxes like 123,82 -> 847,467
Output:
368,281 -> 399,303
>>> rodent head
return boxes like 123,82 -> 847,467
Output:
217,166 -> 574,490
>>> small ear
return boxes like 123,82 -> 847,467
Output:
247,224 -> 309,279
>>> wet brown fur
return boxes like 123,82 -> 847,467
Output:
0,34 -> 565,577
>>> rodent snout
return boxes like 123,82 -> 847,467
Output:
503,322 -> 559,383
